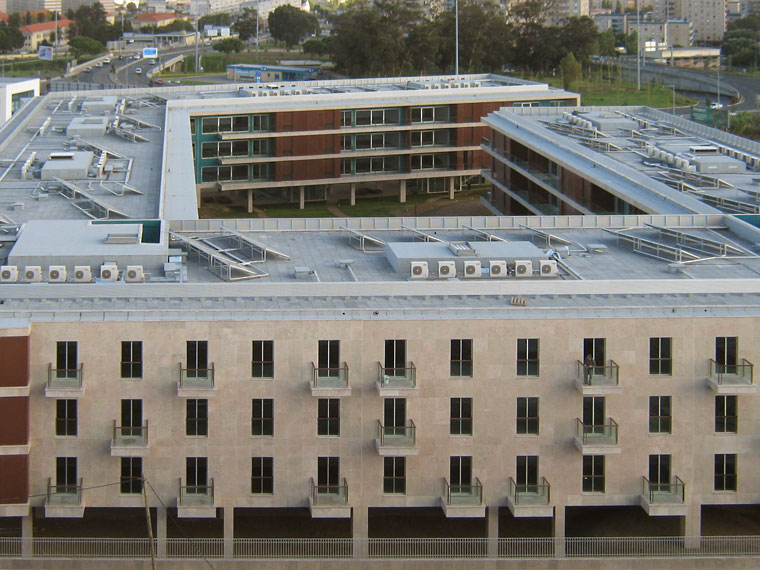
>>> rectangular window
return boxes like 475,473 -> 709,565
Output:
450,455 -> 472,487
649,396 -> 672,434
714,453 -> 737,491
715,395 -> 737,433
450,397 -> 473,435
384,339 -> 406,375
121,457 -> 143,494
121,341 -> 143,379
252,139 -> 269,156
411,106 -> 449,123
252,399 -> 274,436
56,341 -> 77,378
516,339 -> 539,376
252,340 -> 274,378
383,457 -> 406,494
318,398 -> 340,436
251,457 -> 274,494
450,339 -> 473,377
187,341 -> 208,378
55,399 -> 77,437
121,399 -> 142,436
715,337 -> 738,373
186,457 -> 208,492
516,397 -> 539,435
201,117 -> 217,134
56,456 -> 77,490
252,114 -> 269,131
583,338 -> 605,373
340,110 -> 352,127
649,454 -> 670,485
516,455 -> 538,487
186,399 -> 208,437
649,338 -> 672,375
317,340 -> 340,376
232,115 -> 249,132
582,455 -> 605,493
317,456 -> 339,490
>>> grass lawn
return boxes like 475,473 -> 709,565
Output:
340,193 -> 430,217
199,202 -> 335,218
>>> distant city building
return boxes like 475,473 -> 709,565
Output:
239,0 -> 305,21
18,18 -> 70,51
645,46 -> 721,67
543,0 -> 590,26
62,0 -> 117,14
6,0 -> 60,13
0,77 -> 39,125
131,11 -> 189,30
624,15 -> 694,50
652,0 -> 726,44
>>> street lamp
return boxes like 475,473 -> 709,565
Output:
454,0 -> 459,76
636,0 -> 641,91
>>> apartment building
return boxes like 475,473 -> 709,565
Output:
17,18 -> 70,51
652,0 -> 727,44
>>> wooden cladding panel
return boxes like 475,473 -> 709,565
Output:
0,336 -> 29,388
0,397 -> 29,446
0,455 -> 28,504
275,110 -> 338,133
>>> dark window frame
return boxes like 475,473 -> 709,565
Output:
450,397 -> 473,435
251,457 -> 274,494
516,338 -> 539,376
516,397 -> 539,435
252,399 -> 274,436
450,339 -> 473,377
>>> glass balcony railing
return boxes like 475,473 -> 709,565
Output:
311,362 -> 349,390
709,359 -> 753,386
577,360 -> 619,387
376,419 -> 416,448
47,478 -> 82,506
642,476 -> 685,504
508,477 -> 551,506
179,478 -> 214,507
442,477 -> 483,506
310,477 -> 348,506
47,363 -> 83,391
179,363 -> 215,390
575,418 -> 619,446
112,420 -> 148,448
376,362 -> 416,389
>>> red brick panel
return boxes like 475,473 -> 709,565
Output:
0,397 -> 29,446
0,336 -> 29,387
0,455 -> 29,504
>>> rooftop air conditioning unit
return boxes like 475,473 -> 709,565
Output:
125,265 -> 145,282
489,260 -> 507,278
514,260 -> 533,278
0,266 -> 18,283
463,260 -> 481,278
438,261 -> 456,278
25,266 -> 42,282
539,259 -> 559,277
48,265 -> 67,283
100,264 -> 118,281
410,261 -> 428,280
73,266 -> 92,283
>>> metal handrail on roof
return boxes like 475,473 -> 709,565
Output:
683,191 -> 760,215
401,224 -> 444,243
644,223 -> 746,257
519,224 -> 573,247
340,226 -> 385,252
169,231 -> 267,281
602,228 -> 700,263
218,226 -> 292,260
462,225 -> 507,242
52,177 -> 129,220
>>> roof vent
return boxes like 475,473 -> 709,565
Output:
448,241 -> 476,256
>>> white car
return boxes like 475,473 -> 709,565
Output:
103,57 -> 111,63
135,67 -> 142,75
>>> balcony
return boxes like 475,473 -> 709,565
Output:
110,421 -> 149,457
440,478 -> 485,518
575,360 -> 621,394
44,478 -> 84,518
374,420 -> 418,456
640,476 -> 688,517
707,359 -> 756,394
177,478 -> 216,518
375,362 -> 418,395
177,363 -> 216,397
573,418 -> 621,454
310,362 -> 350,397
506,477 -> 553,518
309,477 -> 350,519
45,364 -> 84,398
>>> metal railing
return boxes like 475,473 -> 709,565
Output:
577,360 -> 619,386
310,477 -> 348,506
1,536 -> 760,559
47,363 -> 83,389
112,420 -> 149,447
376,419 -> 416,447
442,477 -> 483,506
179,362 -> 215,389
508,477 -> 551,506
376,361 -> 416,388
575,418 -> 619,445
642,476 -> 685,504
46,477 -> 82,506
179,478 -> 215,507
311,362 -> 349,389
709,359 -> 754,385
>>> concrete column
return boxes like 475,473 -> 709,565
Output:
299,186 -> 305,210
196,186 -> 202,207
399,179 -> 407,203
352,506 -> 368,559
350,183 -> 356,206
247,190 -> 254,214
682,503 -> 701,549
553,505 -> 565,558
156,505 -> 167,559
449,177 -> 455,200
21,514 -> 32,558
487,506 -> 499,558
224,506 -> 234,559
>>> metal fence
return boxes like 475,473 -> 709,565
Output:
0,536 -> 759,560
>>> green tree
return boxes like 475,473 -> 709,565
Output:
597,28 -> 616,57
233,7 -> 258,42
213,37 -> 245,53
302,37 -> 328,56
0,25 -> 24,53
559,51 -> 580,89
268,5 -> 319,48
68,35 -> 104,56
560,17 -> 599,65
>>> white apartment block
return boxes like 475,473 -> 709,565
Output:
654,0 -> 727,44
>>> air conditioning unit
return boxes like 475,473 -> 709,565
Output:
463,260 -> 481,278
100,263 -> 118,281
73,266 -> 92,283
539,259 -> 559,277
489,260 -> 507,278
438,261 -> 456,278
24,266 -> 42,282
410,261 -> 428,280
48,265 -> 67,282
514,260 -> 533,277
0,266 -> 18,282
125,265 -> 145,282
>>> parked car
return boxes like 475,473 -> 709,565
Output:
153,79 -> 164,85
96,61 -> 103,67
135,67 -> 142,74
103,57 -> 111,63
